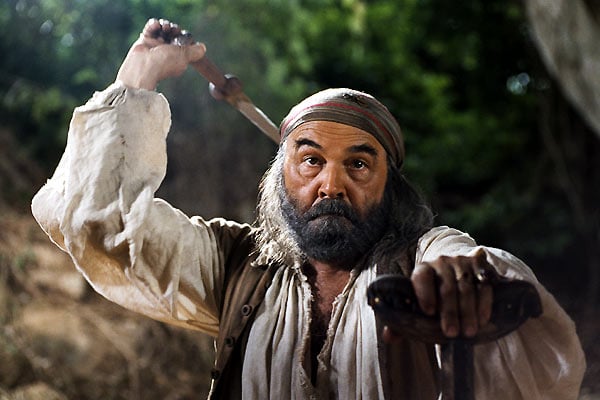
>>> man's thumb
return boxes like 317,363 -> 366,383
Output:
186,42 -> 206,63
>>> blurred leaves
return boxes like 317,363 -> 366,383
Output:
0,0 -> 598,273
1,2 -> 598,396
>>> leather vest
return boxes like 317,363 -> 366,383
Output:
207,244 -> 278,399
207,237 -> 428,399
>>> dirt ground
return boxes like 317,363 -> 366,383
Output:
0,210 -> 215,399
0,209 -> 598,399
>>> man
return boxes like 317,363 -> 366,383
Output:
32,19 -> 585,399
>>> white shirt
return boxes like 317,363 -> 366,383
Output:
32,83 -> 586,399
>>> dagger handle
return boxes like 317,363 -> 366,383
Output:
191,57 -> 243,102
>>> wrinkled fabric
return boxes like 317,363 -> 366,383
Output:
279,88 -> 405,167
32,83 -> 586,400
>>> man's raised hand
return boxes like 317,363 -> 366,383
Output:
116,18 -> 206,90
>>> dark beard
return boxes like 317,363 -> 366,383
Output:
280,190 -> 390,268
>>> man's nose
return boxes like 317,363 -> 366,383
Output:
318,165 -> 346,199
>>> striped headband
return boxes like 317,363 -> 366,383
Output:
280,88 -> 405,167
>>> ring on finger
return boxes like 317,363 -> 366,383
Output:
476,268 -> 491,283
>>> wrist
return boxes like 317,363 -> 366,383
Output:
115,79 -> 157,91
115,56 -> 158,90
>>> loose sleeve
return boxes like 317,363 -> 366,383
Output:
31,83 -> 232,337
416,226 -> 586,400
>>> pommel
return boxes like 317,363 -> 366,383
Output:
367,274 -> 542,344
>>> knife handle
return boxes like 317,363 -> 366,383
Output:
191,57 -> 243,101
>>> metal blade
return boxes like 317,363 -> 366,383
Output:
232,94 -> 280,143
191,57 -> 280,144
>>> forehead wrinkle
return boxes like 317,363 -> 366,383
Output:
294,138 -> 381,159
294,137 -> 322,150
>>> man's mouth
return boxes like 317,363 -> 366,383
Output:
310,212 -> 349,220
308,214 -> 354,229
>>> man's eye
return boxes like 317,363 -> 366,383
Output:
350,159 -> 368,169
304,156 -> 321,166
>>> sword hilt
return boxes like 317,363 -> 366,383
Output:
367,274 -> 542,400
367,274 -> 542,345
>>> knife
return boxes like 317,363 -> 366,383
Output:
190,56 -> 280,144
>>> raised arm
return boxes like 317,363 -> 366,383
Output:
31,19 -> 237,337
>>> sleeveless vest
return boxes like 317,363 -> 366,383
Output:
207,237 -> 431,399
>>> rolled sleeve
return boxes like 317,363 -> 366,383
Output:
32,83 -> 225,337
415,226 -> 586,399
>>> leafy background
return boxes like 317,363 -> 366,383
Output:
0,0 -> 598,398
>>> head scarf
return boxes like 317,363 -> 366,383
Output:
279,88 -> 405,167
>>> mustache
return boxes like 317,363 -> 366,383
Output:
303,199 -> 359,224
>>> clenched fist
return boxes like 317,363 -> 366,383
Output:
116,18 -> 206,90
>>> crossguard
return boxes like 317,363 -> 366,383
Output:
367,274 -> 542,344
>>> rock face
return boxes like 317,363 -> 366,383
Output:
6,383 -> 68,400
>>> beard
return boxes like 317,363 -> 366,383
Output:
255,144 -> 432,269
279,188 -> 390,268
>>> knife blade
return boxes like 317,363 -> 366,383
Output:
191,57 -> 280,144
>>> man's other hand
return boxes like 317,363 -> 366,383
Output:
410,248 -> 496,339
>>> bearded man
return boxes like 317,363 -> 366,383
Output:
31,19 -> 585,399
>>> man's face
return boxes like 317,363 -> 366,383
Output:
280,120 -> 389,266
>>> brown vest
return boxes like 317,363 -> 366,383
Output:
208,254 -> 277,399
207,236 -> 435,399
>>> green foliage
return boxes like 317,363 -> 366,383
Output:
0,0 -> 593,270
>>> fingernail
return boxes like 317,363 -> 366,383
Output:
464,325 -> 476,337
446,325 -> 458,337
